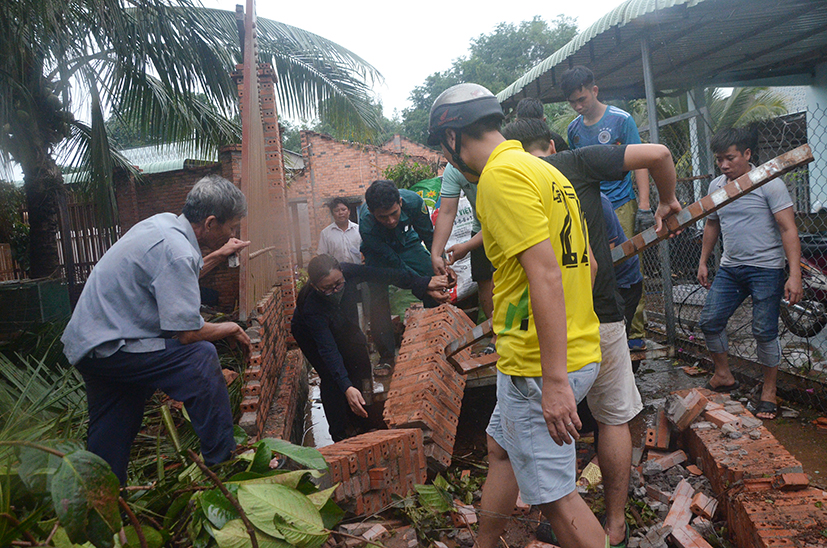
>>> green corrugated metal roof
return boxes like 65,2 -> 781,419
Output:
498,0 -> 827,108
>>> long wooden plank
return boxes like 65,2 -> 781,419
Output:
612,144 -> 814,264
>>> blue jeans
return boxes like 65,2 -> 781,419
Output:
76,339 -> 236,484
698,265 -> 785,366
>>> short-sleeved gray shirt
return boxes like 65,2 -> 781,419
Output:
61,213 -> 205,365
440,163 -> 481,233
706,171 -> 793,269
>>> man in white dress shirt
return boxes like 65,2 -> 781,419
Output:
318,197 -> 362,264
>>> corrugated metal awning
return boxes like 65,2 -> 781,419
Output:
498,0 -> 827,109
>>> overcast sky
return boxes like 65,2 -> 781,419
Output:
204,0 -> 627,119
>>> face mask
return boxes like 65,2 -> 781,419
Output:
320,289 -> 345,305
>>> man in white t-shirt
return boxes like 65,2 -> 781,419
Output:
697,127 -> 802,420
318,197 -> 361,264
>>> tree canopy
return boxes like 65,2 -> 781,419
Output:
0,0 -> 384,277
401,15 -> 578,144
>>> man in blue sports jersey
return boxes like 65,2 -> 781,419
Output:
562,65 -> 650,350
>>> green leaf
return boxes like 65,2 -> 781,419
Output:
432,474 -> 450,491
414,484 -> 453,513
17,441 -> 83,493
257,439 -> 328,471
164,492 -> 193,530
50,451 -> 121,548
0,505 -> 48,547
199,489 -> 240,530
212,519 -> 291,548
306,486 -> 336,510
229,470 -> 323,490
272,512 -> 328,548
248,443 -> 273,474
238,483 -> 325,541
233,426 -> 249,446
316,498 -> 344,530
123,525 -> 165,548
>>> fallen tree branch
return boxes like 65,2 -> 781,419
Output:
186,449 -> 258,548
119,498 -> 147,548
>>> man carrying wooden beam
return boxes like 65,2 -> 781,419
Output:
697,126 -> 802,420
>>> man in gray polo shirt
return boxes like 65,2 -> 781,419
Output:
697,127 -> 802,420
62,174 -> 251,483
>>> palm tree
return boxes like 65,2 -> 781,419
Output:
0,0 -> 383,278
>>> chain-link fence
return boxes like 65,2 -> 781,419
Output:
638,102 -> 827,413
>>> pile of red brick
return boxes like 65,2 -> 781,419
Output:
672,388 -> 827,548
383,304 -> 476,471
317,429 -> 428,516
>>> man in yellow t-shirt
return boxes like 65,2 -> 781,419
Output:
429,83 -> 605,548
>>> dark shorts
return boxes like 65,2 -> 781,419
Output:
470,231 -> 493,282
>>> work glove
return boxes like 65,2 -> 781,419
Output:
635,208 -> 655,234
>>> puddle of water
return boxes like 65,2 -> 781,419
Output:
764,416 -> 827,487
303,383 -> 333,449
634,357 -> 827,488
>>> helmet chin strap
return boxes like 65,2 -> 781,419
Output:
443,131 -> 480,178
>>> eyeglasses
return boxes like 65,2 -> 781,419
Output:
317,279 -> 346,295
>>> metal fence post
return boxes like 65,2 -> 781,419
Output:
641,35 -> 677,347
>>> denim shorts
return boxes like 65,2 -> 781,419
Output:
698,265 -> 785,365
486,362 -> 600,505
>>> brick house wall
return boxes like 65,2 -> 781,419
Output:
287,132 -> 443,258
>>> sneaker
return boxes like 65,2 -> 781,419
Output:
628,339 -> 647,351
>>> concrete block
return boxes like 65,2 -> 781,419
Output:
639,524 -> 672,548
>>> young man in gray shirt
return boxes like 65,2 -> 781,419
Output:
697,127 -> 802,420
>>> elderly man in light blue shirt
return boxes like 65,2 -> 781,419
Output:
62,174 -> 251,484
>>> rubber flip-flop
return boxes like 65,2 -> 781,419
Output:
704,380 -> 740,393
755,400 -> 777,420
609,522 -> 630,548
373,362 -> 393,377
481,343 -> 497,355
601,518 -> 630,548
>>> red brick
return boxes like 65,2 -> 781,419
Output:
672,390 -> 709,431
646,485 -> 672,504
646,407 -> 671,450
771,473 -> 809,491
653,450 -> 688,471
670,525 -> 714,548
368,467 -> 391,490
703,408 -> 741,427
690,492 -> 718,520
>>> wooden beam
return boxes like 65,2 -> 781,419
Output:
613,144 -> 813,264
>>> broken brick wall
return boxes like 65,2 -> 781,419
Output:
286,132 -> 443,256
240,286 -> 307,442
317,429 -> 428,516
